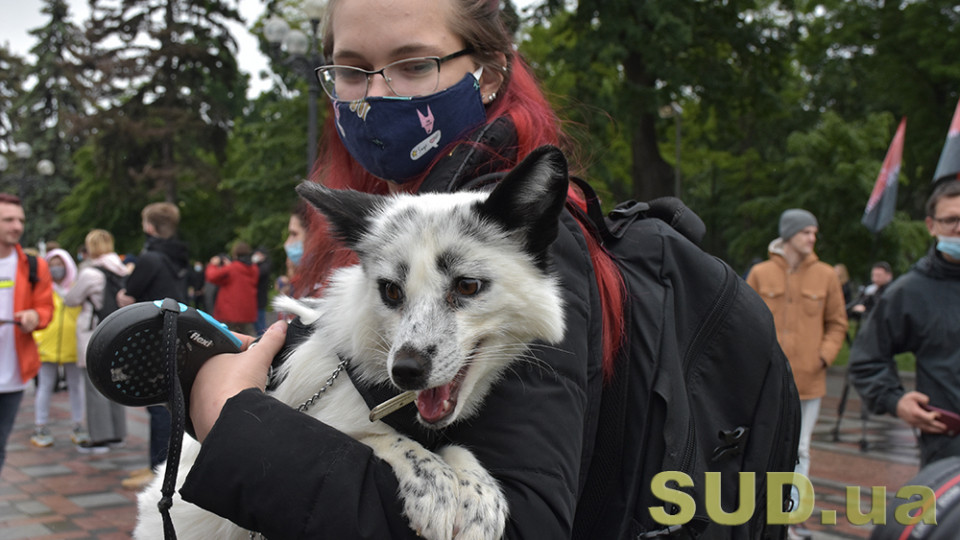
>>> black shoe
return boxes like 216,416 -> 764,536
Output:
76,440 -> 111,454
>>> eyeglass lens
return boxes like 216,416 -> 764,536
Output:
936,216 -> 960,228
318,57 -> 441,101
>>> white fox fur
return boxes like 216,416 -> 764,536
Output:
134,146 -> 571,540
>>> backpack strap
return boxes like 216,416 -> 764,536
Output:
572,345 -> 628,539
27,253 -> 38,289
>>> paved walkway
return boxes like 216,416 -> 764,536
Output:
0,384 -> 148,539
0,367 -> 925,539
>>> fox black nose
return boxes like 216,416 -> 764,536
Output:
391,345 -> 433,389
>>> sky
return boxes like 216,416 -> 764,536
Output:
1,0 -> 539,99
2,0 -> 282,98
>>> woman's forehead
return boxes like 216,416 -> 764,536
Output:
330,0 -> 458,61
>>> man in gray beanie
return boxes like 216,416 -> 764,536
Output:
746,208 -> 848,540
779,209 -> 819,243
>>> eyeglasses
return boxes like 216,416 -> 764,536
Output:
932,215 -> 960,228
314,48 -> 473,102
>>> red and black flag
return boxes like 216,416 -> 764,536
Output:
862,117 -> 906,233
933,96 -> 960,184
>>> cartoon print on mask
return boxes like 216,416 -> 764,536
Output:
411,105 -> 442,161
333,72 -> 487,183
417,106 -> 435,134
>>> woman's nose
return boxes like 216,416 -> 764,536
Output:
365,72 -> 393,98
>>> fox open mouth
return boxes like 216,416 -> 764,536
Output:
416,363 -> 470,425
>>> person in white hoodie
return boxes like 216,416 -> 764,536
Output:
30,248 -> 88,447
63,229 -> 129,453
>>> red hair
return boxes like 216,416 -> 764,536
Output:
302,24 -> 624,380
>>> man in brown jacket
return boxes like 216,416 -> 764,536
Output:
746,208 -> 848,540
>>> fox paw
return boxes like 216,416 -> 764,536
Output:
393,442 -> 460,540
441,446 -> 507,540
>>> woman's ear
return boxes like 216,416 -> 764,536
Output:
480,51 -> 507,105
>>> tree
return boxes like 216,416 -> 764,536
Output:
0,47 -> 28,149
525,0 -> 800,202
57,0 -> 248,254
214,89 -> 318,264
794,0 -> 960,215
11,0 -> 93,247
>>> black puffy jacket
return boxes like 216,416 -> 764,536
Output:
180,120 -> 606,538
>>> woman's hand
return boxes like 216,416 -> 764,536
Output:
190,320 -> 288,442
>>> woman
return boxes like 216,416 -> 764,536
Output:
182,0 -> 624,537
63,229 -> 129,453
276,203 -> 310,298
30,248 -> 87,447
204,241 -> 259,335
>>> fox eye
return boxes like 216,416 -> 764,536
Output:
455,278 -> 482,296
379,280 -> 404,307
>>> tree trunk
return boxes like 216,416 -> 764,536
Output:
623,51 -> 676,201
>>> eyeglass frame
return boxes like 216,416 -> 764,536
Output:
314,47 -> 475,102
931,215 -> 960,229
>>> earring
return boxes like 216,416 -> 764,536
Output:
487,92 -> 497,102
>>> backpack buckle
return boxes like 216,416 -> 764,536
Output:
606,201 -> 649,239
712,426 -> 750,462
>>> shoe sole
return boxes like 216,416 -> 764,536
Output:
76,446 -> 110,455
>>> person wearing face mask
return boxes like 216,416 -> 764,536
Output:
30,249 -> 89,448
178,0 -> 637,537
277,204 -> 309,299
851,180 -> 960,467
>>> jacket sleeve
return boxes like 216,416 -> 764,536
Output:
30,257 -> 54,330
818,272 -> 849,365
848,292 -> 906,416
180,213 -> 601,538
123,254 -> 160,300
204,263 -> 229,286
63,268 -> 96,307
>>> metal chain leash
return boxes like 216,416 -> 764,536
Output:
297,356 -> 350,413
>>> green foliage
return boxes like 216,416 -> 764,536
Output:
520,0 -> 956,277
0,0 -> 93,247
55,145 -> 144,254
213,87 -> 323,263
4,0 -> 957,289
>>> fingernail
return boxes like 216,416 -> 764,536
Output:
269,320 -> 287,335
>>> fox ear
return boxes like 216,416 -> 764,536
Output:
295,181 -> 384,251
477,145 -> 569,267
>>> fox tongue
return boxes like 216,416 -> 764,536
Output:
417,384 -> 454,424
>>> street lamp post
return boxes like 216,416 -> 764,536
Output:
263,0 -> 326,179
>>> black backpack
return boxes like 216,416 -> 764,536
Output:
568,178 -> 801,540
88,266 -> 125,329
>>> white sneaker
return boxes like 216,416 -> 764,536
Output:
71,425 -> 91,445
30,426 -> 53,447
